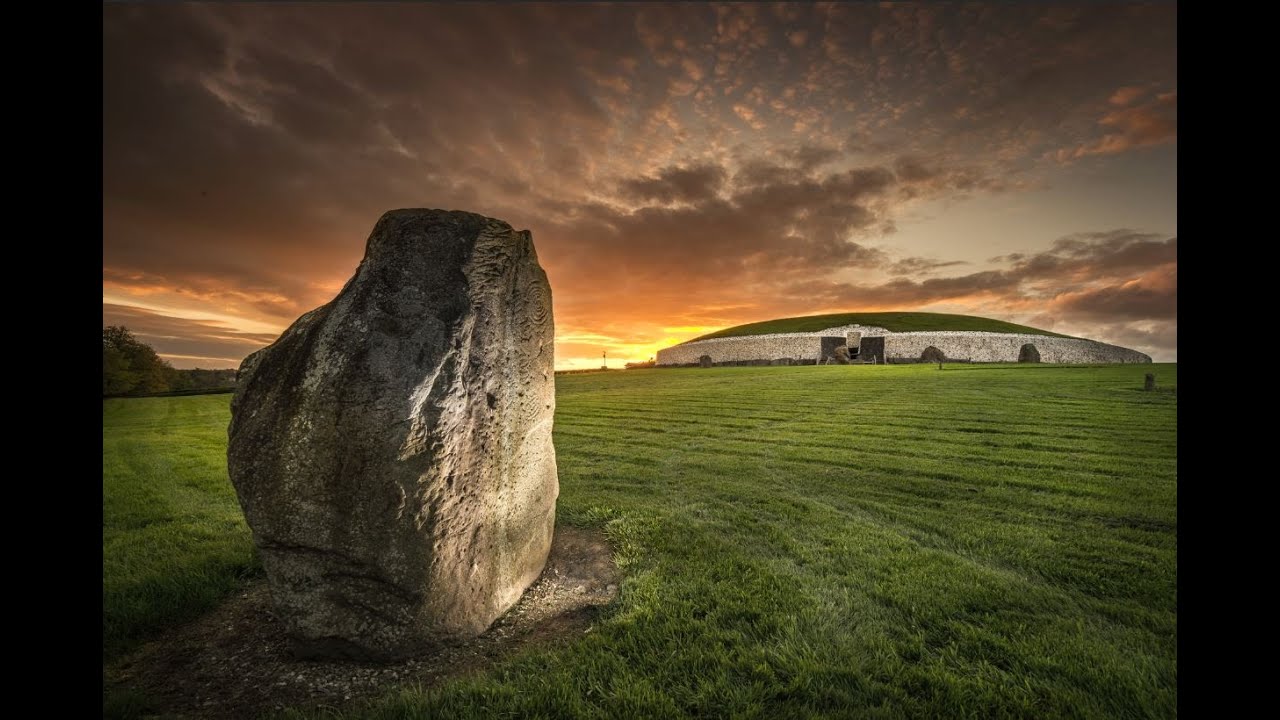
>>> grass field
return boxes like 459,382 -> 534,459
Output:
103,364 -> 1177,718
102,395 -> 258,660
689,311 -> 1073,341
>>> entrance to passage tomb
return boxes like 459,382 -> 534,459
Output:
860,336 -> 885,364
820,337 -> 845,362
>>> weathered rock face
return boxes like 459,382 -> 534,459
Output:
1018,343 -> 1041,363
832,346 -> 852,364
699,355 -> 713,368
921,346 -> 946,363
846,332 -> 862,355
227,209 -> 558,661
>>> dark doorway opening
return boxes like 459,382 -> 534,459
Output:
820,337 -> 845,362
861,336 -> 885,363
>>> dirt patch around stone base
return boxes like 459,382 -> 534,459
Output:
105,525 -> 618,719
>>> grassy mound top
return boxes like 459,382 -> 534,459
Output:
688,311 -> 1073,342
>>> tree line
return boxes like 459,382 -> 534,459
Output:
103,326 -> 237,397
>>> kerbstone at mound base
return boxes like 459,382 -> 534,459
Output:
228,209 -> 558,661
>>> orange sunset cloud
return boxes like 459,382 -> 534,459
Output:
105,4 -> 1176,368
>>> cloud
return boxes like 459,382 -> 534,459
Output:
1109,86 -> 1146,106
888,257 -> 969,276
1057,92 -> 1177,161
544,166 -> 895,288
732,103 -> 767,129
1000,230 -> 1177,283
103,303 -> 279,367
779,144 -> 840,170
103,4 -> 1177,367
891,155 -> 1008,199
1049,265 -> 1177,321
619,164 -> 729,205
1090,321 -> 1177,357
666,229 -> 1176,357
894,156 -> 939,183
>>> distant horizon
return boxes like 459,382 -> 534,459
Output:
111,305 -> 1160,372
104,5 -> 1176,369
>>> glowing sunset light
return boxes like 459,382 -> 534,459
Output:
105,4 -> 1175,369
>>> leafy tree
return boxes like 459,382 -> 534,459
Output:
102,343 -> 137,396
102,326 -> 173,396
175,368 -> 237,390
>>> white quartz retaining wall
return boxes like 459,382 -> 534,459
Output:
655,334 -> 826,365
655,325 -> 890,365
656,329 -> 1151,365
884,332 -> 1150,364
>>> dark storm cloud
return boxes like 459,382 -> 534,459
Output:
103,4 -> 649,306
103,3 -> 1176,365
619,164 -> 729,205
542,159 -> 899,304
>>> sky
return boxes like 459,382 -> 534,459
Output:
103,3 -> 1177,369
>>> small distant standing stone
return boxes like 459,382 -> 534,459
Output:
699,355 -> 713,368
1144,373 -> 1156,391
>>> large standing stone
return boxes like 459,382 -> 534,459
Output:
227,209 -> 558,661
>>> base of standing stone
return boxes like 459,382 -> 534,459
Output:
228,209 -> 559,660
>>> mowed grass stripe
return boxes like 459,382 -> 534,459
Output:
651,460 -> 1171,605
666,427 -> 1169,476
612,439 -> 1161,501
104,363 -> 1176,718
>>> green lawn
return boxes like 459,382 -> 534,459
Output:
103,364 -> 1177,718
689,311 -> 1073,341
102,394 -> 259,660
